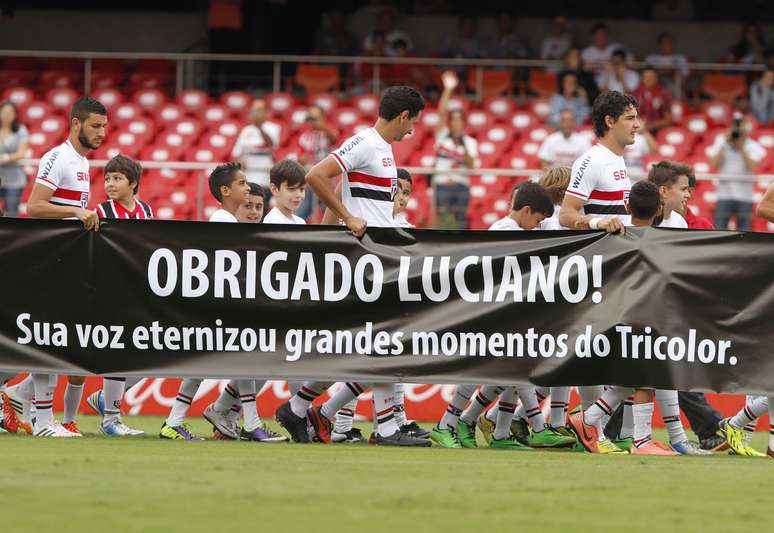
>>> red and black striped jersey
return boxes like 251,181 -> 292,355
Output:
95,199 -> 154,219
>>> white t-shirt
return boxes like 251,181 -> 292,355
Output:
330,127 -> 397,228
433,127 -> 480,186
644,53 -> 689,77
35,140 -> 90,214
623,133 -> 651,179
597,68 -> 640,93
567,143 -> 631,223
263,206 -> 306,225
393,212 -> 413,228
659,211 -> 688,228
209,209 -> 238,223
581,43 -> 625,75
231,122 -> 281,186
540,205 -> 568,230
538,132 -> 592,167
706,137 -> 766,202
488,216 -> 524,231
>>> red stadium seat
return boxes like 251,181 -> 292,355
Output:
185,146 -> 228,164
702,74 -> 747,103
21,101 -> 52,128
525,124 -> 552,143
0,60 -> 38,91
351,94 -> 380,119
220,91 -> 253,117
132,88 -> 166,113
198,132 -> 236,155
211,119 -> 243,139
528,99 -> 552,120
139,145 -> 184,163
39,116 -> 67,138
465,110 -> 492,136
527,70 -> 557,98
153,200 -> 192,221
510,110 -> 537,133
121,118 -> 156,145
685,114 -> 709,135
91,88 -> 125,111
670,100 -> 686,125
482,124 -> 515,147
45,88 -> 79,112
177,89 -> 209,116
330,107 -> 360,132
157,102 -> 185,128
2,87 -> 36,110
26,131 -> 58,157
308,93 -> 339,114
202,104 -> 229,127
265,92 -> 296,118
171,118 -> 203,141
156,130 -> 194,152
40,71 -> 82,90
483,96 -> 515,123
656,126 -> 695,149
701,101 -> 733,127
753,128 -> 774,149
444,95 -> 470,114
511,138 -> 542,157
113,103 -> 144,125
293,64 -> 339,95
419,109 -> 441,130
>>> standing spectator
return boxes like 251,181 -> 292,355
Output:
581,23 -> 625,77
597,49 -> 640,93
729,23 -> 767,64
485,13 -> 531,59
538,110 -> 591,169
433,71 -> 479,229
541,16 -> 573,61
750,69 -> 774,125
708,113 -> 766,231
633,66 -> 673,133
362,8 -> 414,56
0,101 -> 29,217
314,11 -> 357,56
548,72 -> 590,127
295,104 -> 338,221
560,47 -> 599,103
232,98 -> 280,197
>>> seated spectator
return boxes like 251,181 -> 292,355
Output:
548,72 -> 590,127
538,110 -> 591,169
624,125 -> 659,180
560,47 -> 599,103
485,13 -> 531,59
0,101 -> 30,217
541,16 -> 573,61
750,69 -> 774,125
314,11 -> 357,56
581,23 -> 626,77
433,71 -> 480,229
729,23 -> 767,64
633,66 -> 673,133
597,49 -> 640,93
363,8 -> 414,56
645,33 -> 689,80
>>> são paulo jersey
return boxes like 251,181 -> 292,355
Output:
489,216 -> 524,231
566,143 -> 631,222
95,198 -> 153,219
35,140 -> 90,210
330,127 -> 397,227
263,206 -> 306,224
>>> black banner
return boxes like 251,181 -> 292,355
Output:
1,218 -> 772,395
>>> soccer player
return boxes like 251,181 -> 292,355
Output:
235,182 -> 265,223
160,162 -> 250,441
5,97 -> 106,438
275,86 -> 431,447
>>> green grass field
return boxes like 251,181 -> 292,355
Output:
1,415 -> 771,533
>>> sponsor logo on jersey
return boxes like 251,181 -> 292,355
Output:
571,155 -> 591,188
337,135 -> 365,156
38,150 -> 60,181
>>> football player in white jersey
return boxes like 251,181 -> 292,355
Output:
275,86 -> 432,446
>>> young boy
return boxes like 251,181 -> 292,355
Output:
236,182 -> 265,223
84,155 -> 151,436
392,168 -> 413,227
263,159 -> 307,224
648,160 -> 690,228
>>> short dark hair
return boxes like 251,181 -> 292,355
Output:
629,181 -> 661,220
270,159 -> 306,188
657,32 -> 673,44
590,22 -> 608,35
104,154 -> 143,194
611,48 -> 627,60
511,182 -> 554,217
379,86 -> 425,120
0,101 -> 21,133
397,168 -> 412,184
648,160 -> 692,188
70,96 -> 107,123
208,162 -> 242,202
247,182 -> 266,201
591,90 -> 638,138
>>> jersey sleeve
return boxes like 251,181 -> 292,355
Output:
565,151 -> 596,201
35,149 -> 63,191
330,133 -> 367,173
95,203 -> 106,218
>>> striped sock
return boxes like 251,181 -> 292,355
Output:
494,388 -> 517,440
165,378 -> 201,427
320,382 -> 364,420
516,385 -> 545,431
103,377 -> 126,425
393,383 -> 408,427
584,386 -> 629,432
549,386 -> 570,427
656,389 -> 687,445
620,396 -> 634,439
460,386 -> 503,425
730,395 -> 768,430
32,373 -> 54,428
632,402 -> 654,448
578,386 -> 604,410
373,384 -> 399,437
334,399 -> 357,433
439,384 -> 476,430
289,381 -> 328,417
214,380 -> 240,412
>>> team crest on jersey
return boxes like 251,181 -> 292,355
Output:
80,192 -> 89,208
391,178 -> 398,200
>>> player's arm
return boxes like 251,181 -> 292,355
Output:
27,183 -> 99,231
306,156 -> 366,237
757,181 -> 774,222
320,182 -> 344,225
559,194 -> 624,234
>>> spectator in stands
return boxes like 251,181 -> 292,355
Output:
540,16 -> 574,62
538,110 -> 591,169
433,71 -> 479,229
708,113 -> 766,231
560,47 -> 599,103
581,23 -> 625,77
633,66 -> 673,133
388,39 -> 431,89
548,72 -> 590,127
314,11 -> 357,56
484,13 -> 531,59
231,98 -> 280,200
0,101 -> 29,217
750,69 -> 774,125
357,31 -> 389,87
440,16 -> 483,74
296,104 -> 338,221
729,23 -> 767,64
597,49 -> 640,93
645,33 -> 689,80
624,124 -> 658,180
363,8 -> 414,56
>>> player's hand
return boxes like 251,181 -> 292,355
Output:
76,208 -> 100,232
598,217 -> 625,234
441,70 -> 459,91
345,216 -> 367,238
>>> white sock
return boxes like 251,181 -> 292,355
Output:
578,386 -> 604,410
62,382 -> 84,424
730,395 -> 768,429
439,384 -> 476,430
8,374 -> 34,401
393,383 -> 408,427
494,388 -> 517,440
165,378 -> 201,427
584,386 -> 630,433
460,386 -> 503,425
632,402 -> 654,448
655,389 -> 687,444
549,386 -> 570,427
620,396 -> 634,439
485,403 -> 498,423
32,374 -> 54,428
238,380 -> 261,431
516,385 -> 545,431
214,380 -> 240,412
103,377 -> 126,425
320,382 -> 363,420
287,381 -> 302,396
289,381 -> 329,417
373,384 -> 399,437
334,399 -> 358,433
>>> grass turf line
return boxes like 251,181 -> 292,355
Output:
0,415 -> 771,533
